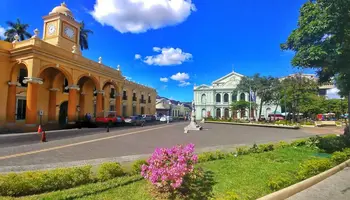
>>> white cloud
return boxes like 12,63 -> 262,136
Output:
178,81 -> 191,87
160,77 -> 168,82
135,54 -> 141,60
170,72 -> 191,87
0,26 -> 6,38
91,0 -> 196,34
125,76 -> 132,80
327,87 -> 341,99
143,47 -> 192,66
170,72 -> 189,82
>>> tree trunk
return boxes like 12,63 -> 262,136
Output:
274,101 -> 280,115
259,98 -> 263,120
345,91 -> 350,135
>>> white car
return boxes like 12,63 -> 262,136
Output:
160,116 -> 173,122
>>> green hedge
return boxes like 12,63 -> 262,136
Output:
131,159 -> 147,175
0,166 -> 92,197
297,159 -> 332,180
1,134 -> 348,197
97,162 -> 124,182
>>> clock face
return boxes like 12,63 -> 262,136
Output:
64,27 -> 75,39
47,24 -> 56,35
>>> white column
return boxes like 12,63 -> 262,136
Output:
237,91 -> 241,101
221,107 -> 224,118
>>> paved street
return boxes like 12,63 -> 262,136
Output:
288,167 -> 350,200
0,122 -> 331,171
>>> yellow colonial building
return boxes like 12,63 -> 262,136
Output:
0,3 -> 157,131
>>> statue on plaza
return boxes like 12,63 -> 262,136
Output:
184,99 -> 202,133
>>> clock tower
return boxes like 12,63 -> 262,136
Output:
43,2 -> 81,54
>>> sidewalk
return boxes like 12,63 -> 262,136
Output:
287,167 -> 350,200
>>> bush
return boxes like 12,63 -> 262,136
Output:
141,143 -> 198,192
131,159 -> 148,175
297,159 -> 332,180
316,135 -> 349,153
274,141 -> 290,149
236,146 -> 250,155
258,143 -> 274,152
343,148 -> 350,157
249,143 -> 260,153
331,151 -> 348,164
97,162 -> 124,182
267,175 -> 296,191
0,166 -> 92,197
198,152 -> 217,163
290,139 -> 307,147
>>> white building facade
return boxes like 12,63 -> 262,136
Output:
193,71 -> 281,120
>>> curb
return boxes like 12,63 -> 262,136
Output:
257,159 -> 350,200
205,121 -> 300,129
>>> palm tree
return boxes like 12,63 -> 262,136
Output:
79,21 -> 93,51
4,19 -> 32,42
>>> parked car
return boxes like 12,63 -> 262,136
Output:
268,114 -> 285,121
124,116 -> 145,126
160,116 -> 173,122
95,111 -> 124,127
142,114 -> 154,122
155,115 -> 161,121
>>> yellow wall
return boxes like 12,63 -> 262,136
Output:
0,38 -> 157,130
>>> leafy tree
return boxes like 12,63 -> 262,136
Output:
281,0 -> 350,132
271,78 -> 283,114
79,21 -> 93,51
230,101 -> 255,118
279,74 -> 319,122
235,74 -> 276,119
256,77 -> 276,119
4,18 -> 32,42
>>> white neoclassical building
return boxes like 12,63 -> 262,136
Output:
193,71 -> 281,120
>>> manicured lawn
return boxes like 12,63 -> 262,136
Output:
1,147 -> 319,200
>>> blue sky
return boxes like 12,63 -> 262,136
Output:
0,0 -> 314,102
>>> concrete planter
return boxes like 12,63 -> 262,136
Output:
205,121 -> 300,129
257,159 -> 350,200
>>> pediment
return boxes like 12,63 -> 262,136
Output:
195,84 -> 211,90
212,72 -> 243,86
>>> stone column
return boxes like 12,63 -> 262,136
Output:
67,85 -> 80,123
48,88 -> 59,122
115,94 -> 121,115
24,77 -> 43,126
221,107 -> 224,118
96,90 -> 104,114
79,92 -> 86,119
6,82 -> 18,124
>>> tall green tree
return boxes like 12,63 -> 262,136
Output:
279,74 -> 319,122
235,74 -> 276,119
4,19 -> 32,42
79,21 -> 93,51
281,0 -> 350,132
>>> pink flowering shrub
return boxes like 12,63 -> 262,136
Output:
141,143 -> 198,191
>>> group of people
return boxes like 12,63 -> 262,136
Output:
84,113 -> 92,122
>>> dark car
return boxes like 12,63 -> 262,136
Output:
124,116 -> 145,126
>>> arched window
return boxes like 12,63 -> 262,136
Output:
232,94 -> 237,102
216,94 -> 221,103
216,108 -> 221,118
201,94 -> 207,104
224,108 -> 229,118
240,93 -> 246,101
201,109 -> 206,118
224,93 -> 229,102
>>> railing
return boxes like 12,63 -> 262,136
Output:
148,99 -> 151,103
110,93 -> 115,99
132,97 -> 137,101
123,96 -> 128,100
140,99 -> 146,104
